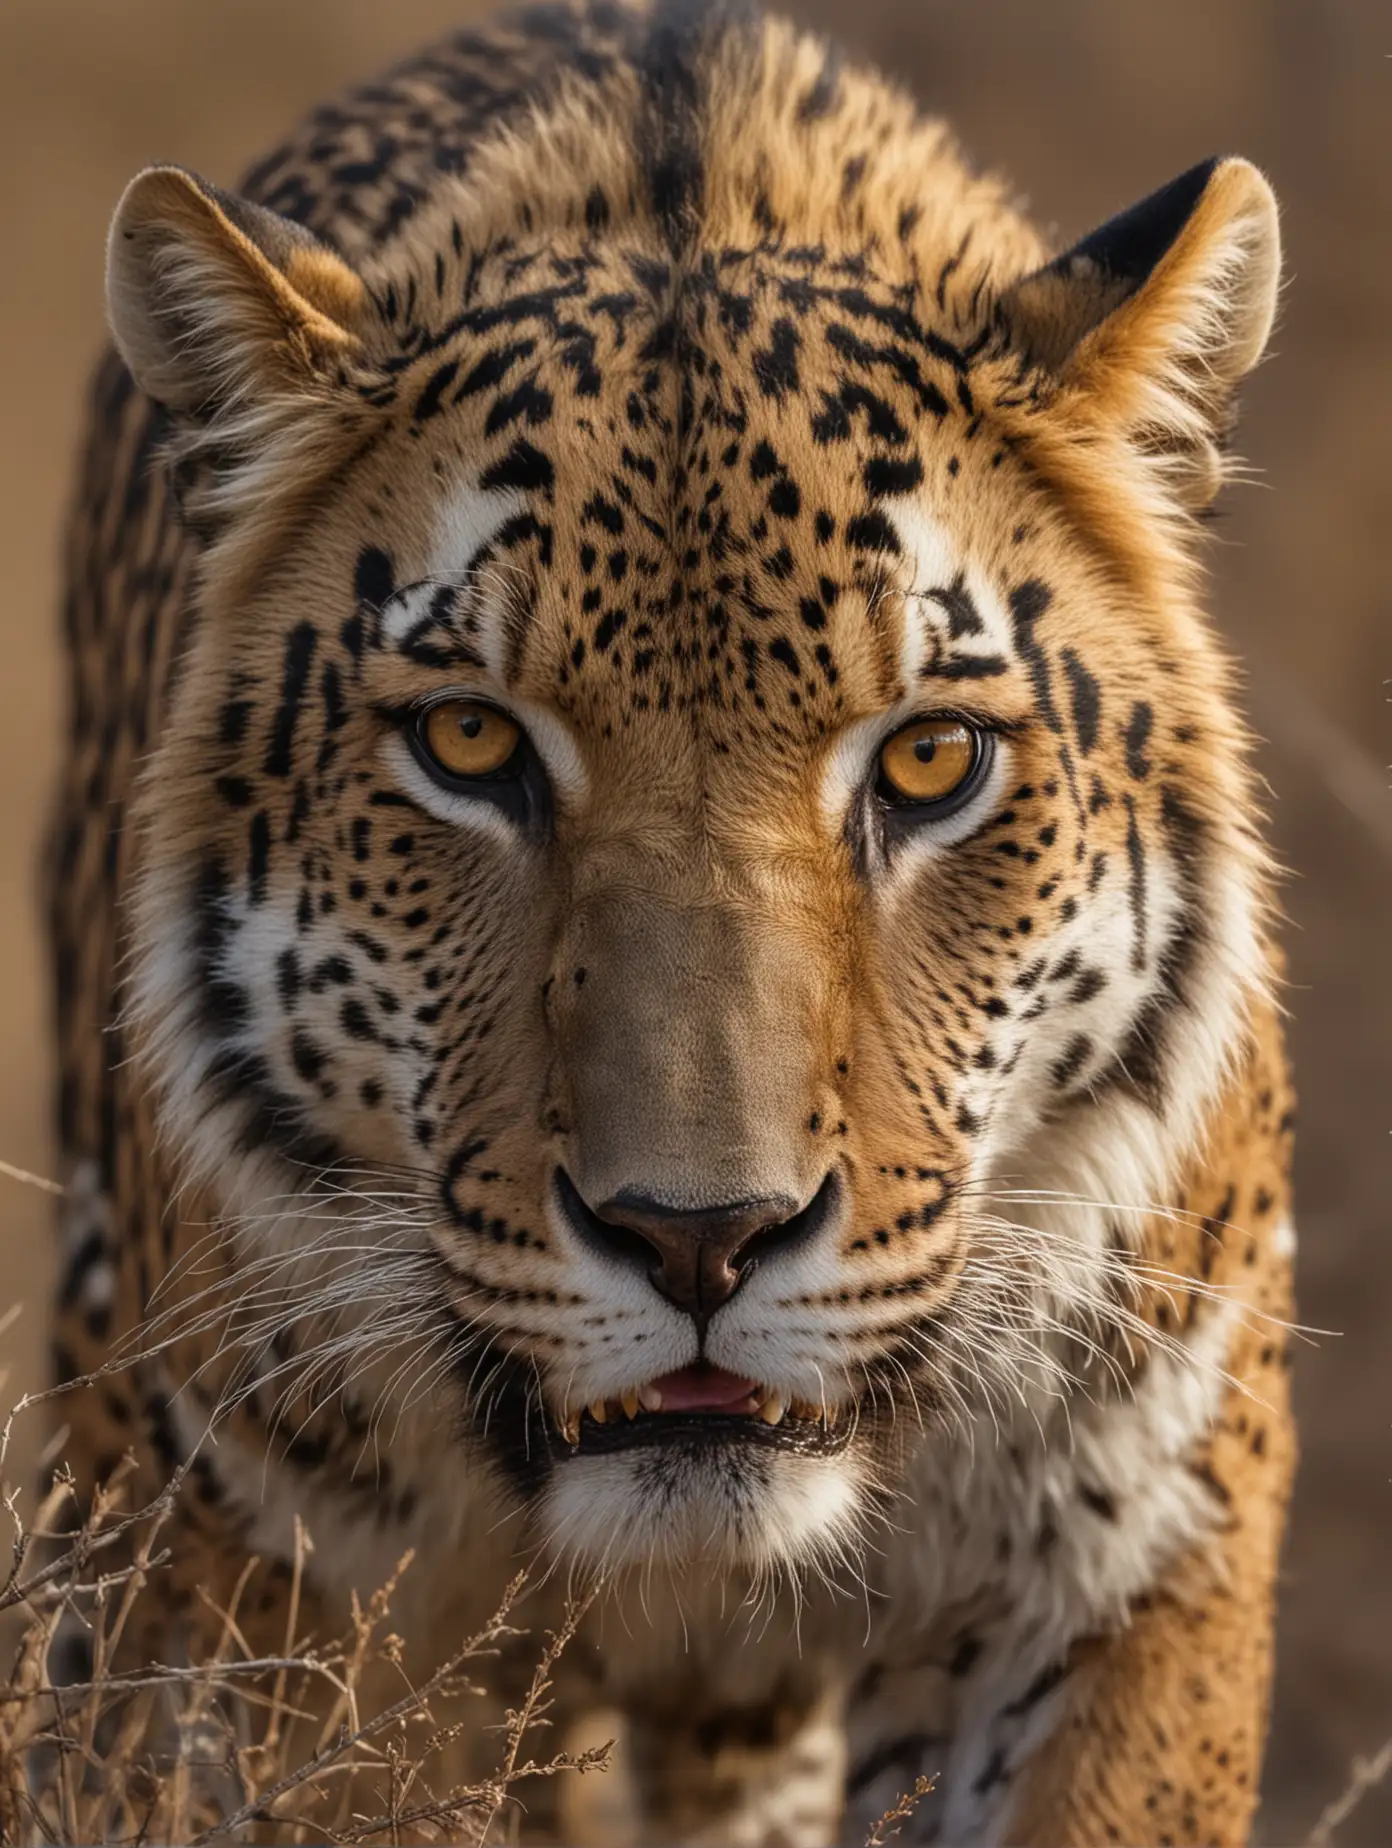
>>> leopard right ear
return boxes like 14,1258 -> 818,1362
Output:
106,164 -> 367,419
999,158 -> 1280,511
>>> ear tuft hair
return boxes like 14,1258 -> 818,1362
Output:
1001,157 -> 1280,509
105,166 -> 373,547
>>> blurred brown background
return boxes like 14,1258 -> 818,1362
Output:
0,0 -> 1386,1838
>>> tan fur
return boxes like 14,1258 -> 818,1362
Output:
48,6 -> 1293,1840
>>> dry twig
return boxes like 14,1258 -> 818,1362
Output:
0,1389 -> 609,1845
865,1774 -> 936,1846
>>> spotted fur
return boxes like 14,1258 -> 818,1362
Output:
50,3 -> 1295,1840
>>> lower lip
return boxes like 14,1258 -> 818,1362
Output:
556,1410 -> 853,1461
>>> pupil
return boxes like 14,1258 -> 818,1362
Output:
913,737 -> 938,763
460,714 -> 484,739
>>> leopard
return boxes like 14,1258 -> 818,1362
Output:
47,1 -> 1297,1840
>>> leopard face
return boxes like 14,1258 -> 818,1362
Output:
106,17 -> 1278,1580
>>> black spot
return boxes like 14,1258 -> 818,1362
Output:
1050,1034 -> 1093,1090
864,455 -> 923,498
1123,794 -> 1148,973
1070,967 -> 1107,1006
973,1746 -> 1009,1796
479,438 -> 554,495
264,622 -> 318,778
1079,1482 -> 1118,1521
1003,1660 -> 1069,1716
341,998 -> 377,1041
594,607 -> 628,652
933,653 -> 1008,682
749,440 -> 781,480
753,318 -> 801,399
291,1029 -> 329,1084
916,582 -> 986,659
456,340 -> 535,400
1009,580 -> 1059,731
354,546 -> 395,612
845,511 -> 900,553
1123,700 -> 1154,778
768,477 -> 801,519
582,494 -> 625,533
847,1733 -> 940,1800
1061,647 -> 1100,753
219,699 -> 252,746
949,1632 -> 982,1677
276,946 -> 301,1007
485,378 -> 555,437
413,357 -> 459,422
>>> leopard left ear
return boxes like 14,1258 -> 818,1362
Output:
106,165 -> 372,543
1000,157 -> 1280,509
107,164 -> 367,418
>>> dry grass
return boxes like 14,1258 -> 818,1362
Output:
0,1381 -> 610,1846
1,1222 -> 1385,1846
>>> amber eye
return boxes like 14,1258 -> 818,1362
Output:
417,699 -> 521,781
878,718 -> 982,806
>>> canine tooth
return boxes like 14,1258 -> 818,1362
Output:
559,1410 -> 581,1446
638,1383 -> 664,1412
589,1399 -> 608,1424
759,1393 -> 786,1426
621,1388 -> 639,1419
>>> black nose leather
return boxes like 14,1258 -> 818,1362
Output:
597,1191 -> 797,1321
555,1169 -> 831,1329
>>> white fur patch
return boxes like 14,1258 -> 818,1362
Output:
426,482 -> 526,636
540,1440 -> 863,1579
889,501 -> 1015,679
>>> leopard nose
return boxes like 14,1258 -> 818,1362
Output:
555,1169 -> 838,1331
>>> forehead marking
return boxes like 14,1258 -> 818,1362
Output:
884,501 -> 1014,688
411,480 -> 529,679
381,478 -> 588,808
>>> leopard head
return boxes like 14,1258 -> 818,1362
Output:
106,20 -> 1279,1582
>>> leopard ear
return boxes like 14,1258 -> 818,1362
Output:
106,164 -> 367,418
1000,157 -> 1280,509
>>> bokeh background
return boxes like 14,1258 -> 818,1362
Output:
0,1 -> 1386,1838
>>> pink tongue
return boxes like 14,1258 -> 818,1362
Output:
651,1363 -> 759,1413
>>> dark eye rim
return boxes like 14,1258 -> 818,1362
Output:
874,716 -> 995,822
381,693 -> 550,837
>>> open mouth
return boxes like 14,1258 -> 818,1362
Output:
550,1363 -> 853,1458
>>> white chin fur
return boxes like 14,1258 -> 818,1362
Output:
539,1446 -> 862,1576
